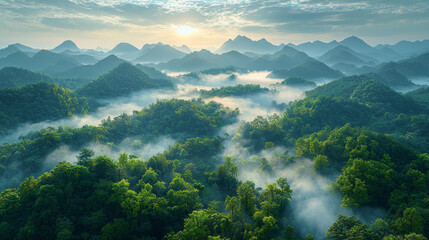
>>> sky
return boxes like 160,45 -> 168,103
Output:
1,0 -> 429,50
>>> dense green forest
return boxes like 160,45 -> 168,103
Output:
0,62 -> 428,239
0,99 -> 238,188
200,84 -> 271,98
0,82 -> 90,134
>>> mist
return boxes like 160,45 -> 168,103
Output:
0,88 -> 180,144
42,136 -> 177,174
238,157 -> 385,239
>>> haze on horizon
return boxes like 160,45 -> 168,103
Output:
1,0 -> 429,50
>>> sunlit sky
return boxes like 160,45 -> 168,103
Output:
1,0 -> 429,50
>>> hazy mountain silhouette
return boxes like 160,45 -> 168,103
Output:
173,45 -> 192,53
108,43 -> 140,60
158,49 -> 253,71
318,45 -> 370,66
0,50 -> 80,72
376,40 -> 429,58
134,44 -> 186,63
269,61 -> 344,80
54,54 -> 126,79
52,40 -> 80,53
377,53 -> 429,78
290,40 -> 339,57
158,45 -> 318,72
216,35 -> 284,54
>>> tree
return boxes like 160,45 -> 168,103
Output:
314,154 -> 330,173
76,148 -> 95,165
276,177 -> 292,208
327,215 -> 375,240
394,208 -> 424,235
237,181 -> 257,216
225,196 -> 240,220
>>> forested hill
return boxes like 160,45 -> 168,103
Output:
0,99 -> 239,189
306,75 -> 423,114
0,67 -> 92,90
236,75 -> 429,152
406,87 -> 429,106
0,67 -> 55,89
0,82 -> 90,134
75,62 -> 175,99
199,84 -> 271,98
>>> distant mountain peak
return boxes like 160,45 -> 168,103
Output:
234,35 -> 251,41
217,35 -> 283,54
53,40 -> 79,52
110,43 -> 139,53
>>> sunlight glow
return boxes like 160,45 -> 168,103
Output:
176,26 -> 197,35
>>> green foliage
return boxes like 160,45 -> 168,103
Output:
0,82 -> 90,133
0,67 -> 55,88
394,208 -> 425,235
406,87 -> 429,106
326,215 -> 375,240
313,154 -> 330,173
0,99 -> 238,190
306,76 -> 422,114
200,84 -> 271,98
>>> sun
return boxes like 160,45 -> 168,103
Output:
176,26 -> 197,35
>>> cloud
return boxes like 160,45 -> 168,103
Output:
0,0 -> 428,50
41,17 -> 123,31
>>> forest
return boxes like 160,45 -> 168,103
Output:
0,35 -> 428,240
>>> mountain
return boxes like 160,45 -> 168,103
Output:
0,82 -> 89,133
0,44 -> 38,58
54,54 -> 127,79
339,36 -> 373,53
378,53 -> 429,78
158,49 -> 254,72
9,43 -> 38,53
52,40 -> 80,53
216,35 -> 284,54
0,50 -> 80,73
0,51 -> 31,67
306,75 -> 421,114
62,53 -> 98,65
0,45 -> 21,58
405,87 -> 429,106
318,45 -> 370,66
135,64 -> 172,80
250,45 -> 314,71
75,62 -> 175,98
109,42 -> 139,53
291,40 -> 338,58
173,45 -> 192,53
377,40 -> 429,58
292,36 -> 401,63
268,61 -> 344,80
108,43 -> 140,60
158,45 -> 316,72
134,44 -> 186,63
0,67 -> 55,89
30,50 -> 80,72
